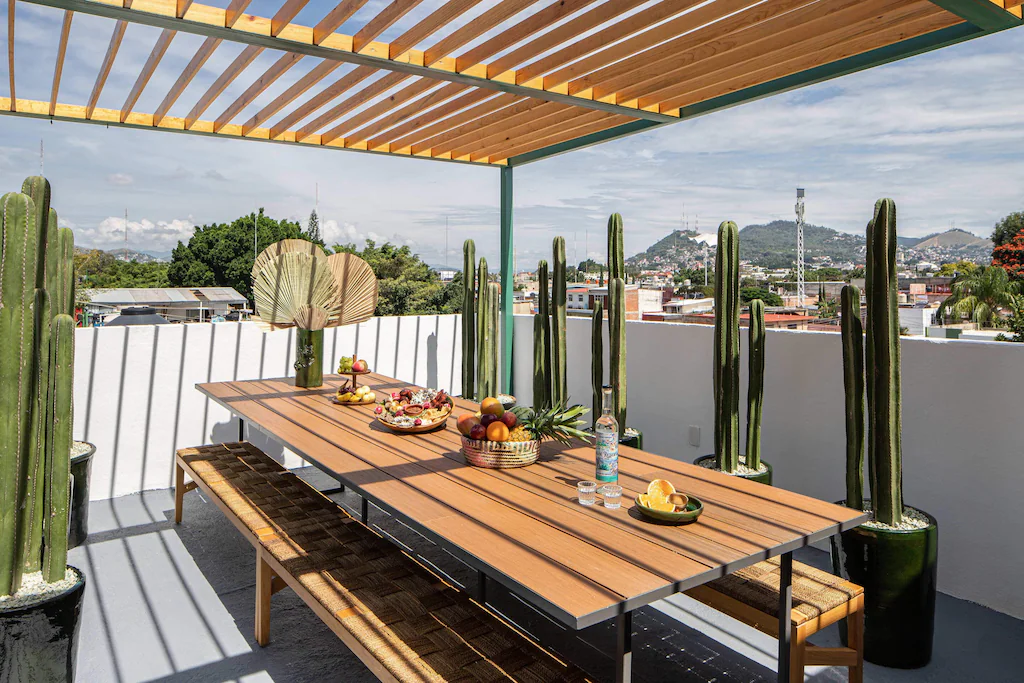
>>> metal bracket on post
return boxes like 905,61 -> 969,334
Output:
499,166 -> 514,395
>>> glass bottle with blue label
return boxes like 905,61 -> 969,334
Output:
595,386 -> 619,484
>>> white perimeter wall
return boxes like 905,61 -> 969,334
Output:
74,313 -> 1024,620
513,315 -> 1024,620
73,316 -> 462,501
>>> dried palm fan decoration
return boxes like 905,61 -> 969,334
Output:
252,241 -> 378,388
326,252 -> 378,326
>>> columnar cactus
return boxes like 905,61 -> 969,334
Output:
605,214 -> 628,431
591,300 -> 603,429
477,282 -> 500,399
714,221 -> 741,473
0,178 -> 75,597
745,298 -> 765,470
462,240 -> 476,399
864,199 -> 903,525
841,284 -> 865,511
608,277 -> 627,430
476,257 -> 488,398
551,237 -> 567,408
533,260 -> 551,410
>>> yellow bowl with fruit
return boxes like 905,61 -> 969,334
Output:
333,383 -> 376,407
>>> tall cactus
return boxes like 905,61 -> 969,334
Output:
745,298 -> 765,470
864,199 -> 903,526
591,300 -> 604,429
0,181 -> 75,597
606,214 -> 628,431
476,282 -> 500,399
608,213 -> 624,281
841,285 -> 865,511
551,237 -> 567,408
714,221 -> 740,473
533,260 -> 551,410
476,257 -> 488,398
461,240 -> 476,399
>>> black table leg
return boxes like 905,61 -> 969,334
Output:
476,571 -> 487,604
616,611 -> 633,683
238,417 -> 245,442
778,551 -> 793,683
360,497 -> 369,524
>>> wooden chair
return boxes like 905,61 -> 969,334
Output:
686,557 -> 864,683
174,442 -> 592,683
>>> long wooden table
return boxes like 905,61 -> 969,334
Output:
198,373 -> 867,683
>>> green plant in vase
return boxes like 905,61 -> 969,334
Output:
831,199 -> 938,669
1,178 -> 87,683
252,246 -> 377,388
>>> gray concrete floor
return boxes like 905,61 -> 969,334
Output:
71,468 -> 1023,683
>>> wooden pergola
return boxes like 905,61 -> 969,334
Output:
4,0 -> 1021,385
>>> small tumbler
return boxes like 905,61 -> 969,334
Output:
602,485 -> 622,509
578,481 -> 597,506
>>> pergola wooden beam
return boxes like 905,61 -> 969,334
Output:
927,0 -> 1021,27
241,58 -> 342,134
324,77 -> 437,145
313,0 -> 369,44
345,81 -> 467,147
295,70 -> 407,140
268,65 -> 375,138
50,10 -> 73,115
184,44 -> 262,128
87,19 -> 128,119
121,27 -> 175,122
20,0 -> 680,122
422,0 -> 538,66
352,0 -> 425,53
271,0 -> 308,36
214,51 -> 302,132
154,36 -> 220,125
369,88 -> 497,149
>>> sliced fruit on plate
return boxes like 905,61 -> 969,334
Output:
647,498 -> 676,512
638,493 -> 651,507
647,479 -> 675,501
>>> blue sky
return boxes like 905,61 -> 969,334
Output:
0,1 -> 1021,269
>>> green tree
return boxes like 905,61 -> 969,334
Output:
307,209 -> 321,243
740,287 -> 783,306
333,240 -> 458,316
992,211 -> 1024,247
75,250 -> 170,288
939,265 -> 1020,327
937,260 -> 979,277
167,210 -> 318,300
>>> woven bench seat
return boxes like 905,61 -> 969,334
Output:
687,557 -> 864,683
175,442 -> 591,683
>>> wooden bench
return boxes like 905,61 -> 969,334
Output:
174,442 -> 592,683
686,557 -> 864,683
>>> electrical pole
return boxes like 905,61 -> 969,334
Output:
796,188 -> 806,306
445,215 -> 449,269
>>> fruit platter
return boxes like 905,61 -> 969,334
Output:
337,354 -> 371,389
374,388 -> 454,433
333,381 -> 376,406
458,397 -> 590,469
634,479 -> 703,524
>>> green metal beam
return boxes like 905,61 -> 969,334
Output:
20,0 -> 679,124
499,166 -> 514,395
509,22 -> 999,166
925,0 -> 1021,31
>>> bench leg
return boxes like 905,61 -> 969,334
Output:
847,602 -> 865,683
615,611 -> 633,683
778,551 -> 793,683
174,462 -> 185,525
256,550 -> 273,647
789,631 -> 807,683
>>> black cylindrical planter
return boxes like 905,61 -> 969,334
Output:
830,504 -> 938,668
694,454 -> 773,485
620,429 -> 643,450
69,442 -> 96,549
0,566 -> 86,683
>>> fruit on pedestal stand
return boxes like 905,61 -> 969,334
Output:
351,359 -> 368,373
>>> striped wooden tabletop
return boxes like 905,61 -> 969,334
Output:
197,373 -> 867,629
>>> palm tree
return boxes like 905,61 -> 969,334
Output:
939,266 -> 1020,327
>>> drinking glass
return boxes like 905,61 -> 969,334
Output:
602,485 -> 622,509
578,481 -> 597,506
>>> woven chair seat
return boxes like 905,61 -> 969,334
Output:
178,442 -> 591,683
705,556 -> 863,626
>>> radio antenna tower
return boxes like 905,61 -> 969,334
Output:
795,188 -> 806,305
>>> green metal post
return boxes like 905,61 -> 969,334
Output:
499,166 -> 514,395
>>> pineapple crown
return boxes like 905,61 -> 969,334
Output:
511,402 -> 591,446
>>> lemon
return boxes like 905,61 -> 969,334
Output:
648,499 -> 676,512
638,493 -> 651,507
647,479 -> 675,500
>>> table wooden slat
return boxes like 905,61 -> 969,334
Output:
197,373 -> 867,628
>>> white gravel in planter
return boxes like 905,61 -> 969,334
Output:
859,504 -> 931,531
0,568 -> 77,611
71,441 -> 92,457
698,455 -> 769,476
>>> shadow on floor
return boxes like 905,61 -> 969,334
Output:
70,470 -> 1023,683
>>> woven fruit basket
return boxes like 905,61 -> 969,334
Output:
461,437 -> 540,469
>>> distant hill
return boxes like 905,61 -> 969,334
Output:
76,246 -> 169,263
629,223 -> 991,271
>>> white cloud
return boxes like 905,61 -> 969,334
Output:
76,216 -> 195,252
107,173 -> 134,186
